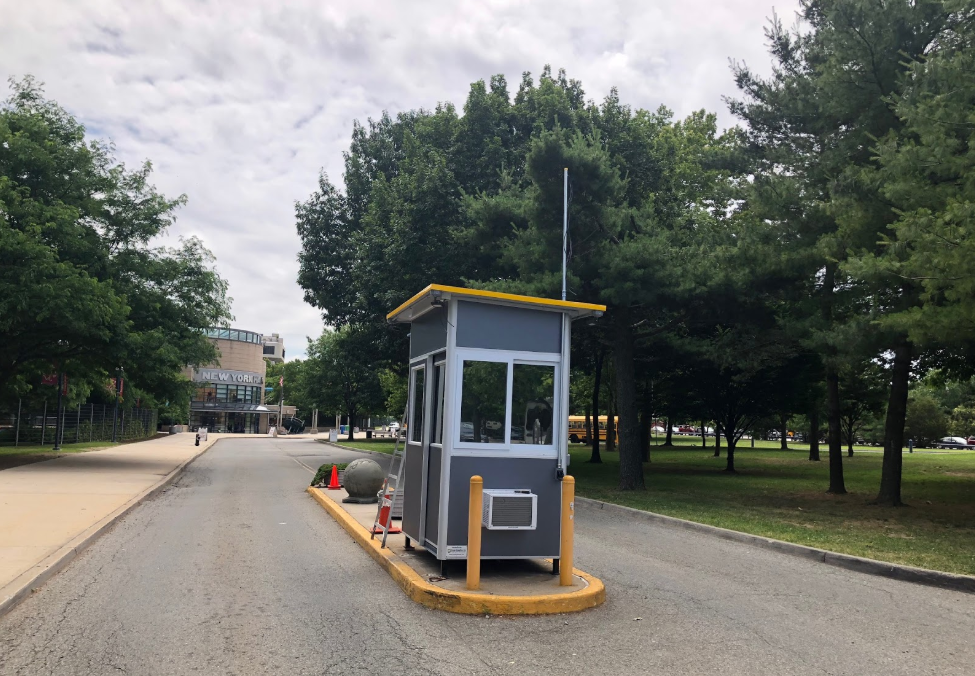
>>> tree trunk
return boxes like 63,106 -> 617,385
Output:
664,417 -> 673,447
606,395 -> 616,453
589,351 -> 603,463
639,408 -> 651,463
614,317 -> 644,491
713,423 -> 721,457
701,420 -> 707,448
876,339 -> 912,507
847,435 -> 854,457
584,404 -> 592,449
779,414 -> 789,450
809,407 -> 820,462
826,368 -> 846,494
725,436 -> 737,473
347,410 -> 356,441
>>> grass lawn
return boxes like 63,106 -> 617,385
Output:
324,434 -> 975,575
0,441 -> 119,456
653,434 -> 971,454
321,438 -> 399,455
0,440 -> 121,471
570,442 -> 975,575
0,434 -> 168,471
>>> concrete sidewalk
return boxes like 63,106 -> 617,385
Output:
0,431 -> 239,615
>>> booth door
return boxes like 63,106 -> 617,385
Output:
402,356 -> 445,553
402,364 -> 426,543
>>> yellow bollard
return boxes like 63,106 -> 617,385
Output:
559,476 -> 575,586
467,475 -> 483,590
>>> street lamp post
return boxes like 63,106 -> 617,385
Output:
52,369 -> 65,451
111,367 -> 123,442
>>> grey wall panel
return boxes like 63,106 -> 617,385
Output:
410,307 -> 448,359
425,446 -> 442,543
455,301 -> 562,353
446,456 -> 561,558
402,444 -> 423,541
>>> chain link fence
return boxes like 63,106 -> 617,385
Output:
0,403 -> 158,447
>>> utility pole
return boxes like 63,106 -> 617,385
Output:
111,367 -> 123,442
278,376 -> 284,431
53,369 -> 64,451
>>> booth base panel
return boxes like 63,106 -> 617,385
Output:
307,486 -> 605,614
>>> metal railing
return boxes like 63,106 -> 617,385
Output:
0,403 -> 158,447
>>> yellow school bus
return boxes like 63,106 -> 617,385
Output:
568,415 -> 619,444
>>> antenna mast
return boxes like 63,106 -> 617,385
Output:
562,168 -> 568,301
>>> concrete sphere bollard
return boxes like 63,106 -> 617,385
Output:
341,458 -> 384,504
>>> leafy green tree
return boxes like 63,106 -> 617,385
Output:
905,394 -> 948,446
265,359 -> 313,419
690,301 -> 807,472
838,358 -> 889,455
869,3 -> 975,346
302,328 -> 384,440
730,0 -> 966,504
469,110 -> 742,489
948,405 -> 975,438
296,67 -> 599,362
378,368 -> 408,419
0,77 -> 230,405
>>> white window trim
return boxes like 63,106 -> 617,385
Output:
452,347 -> 561,458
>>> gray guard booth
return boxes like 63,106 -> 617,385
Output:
387,284 -> 604,561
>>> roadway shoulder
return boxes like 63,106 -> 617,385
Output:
0,436 -> 223,617
575,497 -> 975,594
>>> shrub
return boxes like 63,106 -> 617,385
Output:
311,462 -> 348,486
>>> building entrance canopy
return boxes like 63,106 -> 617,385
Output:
190,402 -> 271,413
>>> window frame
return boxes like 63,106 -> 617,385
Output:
452,347 -> 561,458
431,358 -> 446,447
408,363 -> 426,445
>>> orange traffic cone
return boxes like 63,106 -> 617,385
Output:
327,465 -> 341,490
371,491 -> 402,534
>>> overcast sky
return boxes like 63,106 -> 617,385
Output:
1,0 -> 799,360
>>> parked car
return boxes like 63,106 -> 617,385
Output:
934,436 -> 972,449
388,421 -> 400,432
459,422 -> 489,443
967,436 -> 975,447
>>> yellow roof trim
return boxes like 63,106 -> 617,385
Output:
387,284 -> 606,322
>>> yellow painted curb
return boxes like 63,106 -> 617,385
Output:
307,487 -> 605,615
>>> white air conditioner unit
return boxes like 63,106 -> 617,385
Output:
481,489 -> 537,530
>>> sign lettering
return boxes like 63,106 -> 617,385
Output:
193,369 -> 265,385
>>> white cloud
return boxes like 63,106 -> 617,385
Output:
0,0 -> 797,359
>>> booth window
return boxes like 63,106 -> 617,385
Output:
433,361 -> 446,444
459,361 -> 507,444
510,364 -> 556,445
410,367 -> 425,443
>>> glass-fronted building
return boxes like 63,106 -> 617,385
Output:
186,327 -> 279,433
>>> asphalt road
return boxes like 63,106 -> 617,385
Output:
1,438 -> 972,675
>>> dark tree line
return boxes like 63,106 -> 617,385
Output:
297,1 -> 975,504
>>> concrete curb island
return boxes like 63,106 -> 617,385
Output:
0,435 -> 224,617
307,486 -> 606,615
576,497 -> 975,595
